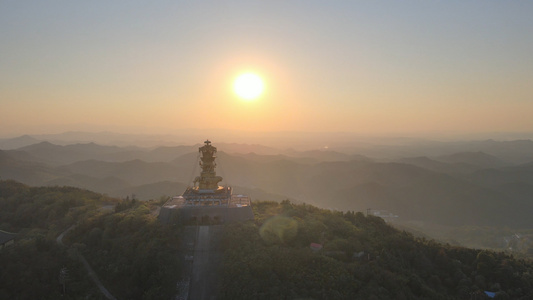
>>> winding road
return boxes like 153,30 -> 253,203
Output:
56,225 -> 117,300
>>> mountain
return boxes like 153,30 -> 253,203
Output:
14,131 -> 533,162
216,143 -> 281,155
434,151 -> 509,168
44,174 -> 131,195
111,181 -> 188,200
16,141 -> 141,165
30,131 -> 192,147
3,140 -> 533,228
28,131 -> 298,149
0,150 -> 67,186
231,186 -> 295,202
399,156 -> 481,174
283,149 -> 372,162
0,135 -> 41,150
3,180 -> 533,299
330,176 -> 514,226
59,159 -> 183,186
221,201 -> 533,299
144,145 -> 198,162
227,151 -> 373,165
2,149 -> 43,163
106,181 -> 292,202
469,163 -> 533,187
0,180 -> 179,299
342,139 -> 533,164
231,152 -> 317,164
466,139 -> 533,164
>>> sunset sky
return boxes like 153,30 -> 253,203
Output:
1,1 -> 533,137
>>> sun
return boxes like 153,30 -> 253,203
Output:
233,73 -> 264,101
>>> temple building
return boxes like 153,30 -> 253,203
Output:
158,140 -> 254,224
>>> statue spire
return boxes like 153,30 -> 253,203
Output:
194,140 -> 223,190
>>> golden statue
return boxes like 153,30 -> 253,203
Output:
193,140 -> 223,190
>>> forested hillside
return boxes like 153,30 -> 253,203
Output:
220,201 -> 533,299
2,180 -> 533,299
64,197 -> 182,299
0,180 -> 181,299
0,180 -> 115,299
4,139 -> 533,229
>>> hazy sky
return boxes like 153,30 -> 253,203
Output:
1,1 -> 532,137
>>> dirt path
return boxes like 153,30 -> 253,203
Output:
56,225 -> 117,300
77,253 -> 117,300
56,224 -> 75,246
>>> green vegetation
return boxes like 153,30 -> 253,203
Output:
0,180 -> 114,299
2,179 -> 533,299
0,237 -> 98,299
395,222 -> 533,258
220,200 -> 533,299
4,140 -> 533,229
446,226 -> 533,257
0,180 -> 111,237
0,180 -> 182,299
65,199 -> 182,299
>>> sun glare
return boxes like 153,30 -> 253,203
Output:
233,73 -> 264,101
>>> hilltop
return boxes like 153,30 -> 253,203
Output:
0,180 -> 180,299
3,137 -> 533,251
3,139 -> 533,229
1,181 -> 533,299
220,201 -> 533,299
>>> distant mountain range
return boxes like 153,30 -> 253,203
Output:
2,136 -> 533,227
3,131 -> 533,162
